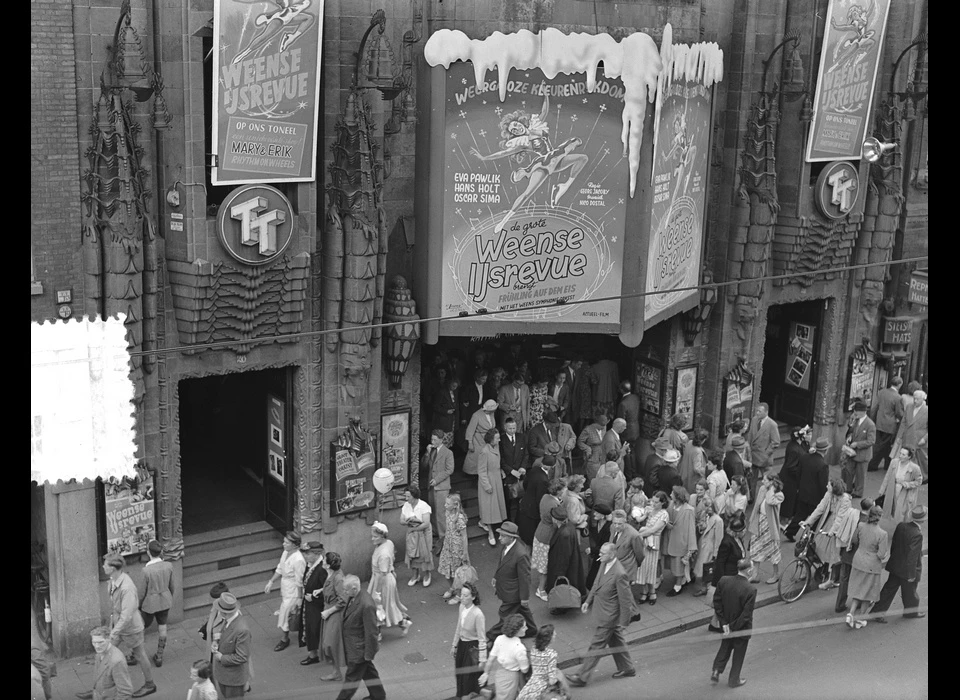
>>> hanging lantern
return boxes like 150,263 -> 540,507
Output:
799,95 -> 813,124
783,43 -> 806,93
383,276 -> 420,390
681,267 -> 718,345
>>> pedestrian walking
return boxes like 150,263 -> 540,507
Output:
211,593 -> 252,698
102,554 -> 156,697
635,491 -> 670,605
186,660 -> 217,700
845,505 -> 890,629
439,492 -> 472,603
335,575 -> 387,700
545,505 -> 586,597
784,437 -> 830,541
710,559 -> 756,689
450,581 -> 487,700
368,522 -> 412,635
895,390 -> 928,481
264,531 -> 305,652
834,499 -> 872,614
319,552 -> 347,683
872,506 -> 927,623
136,540 -> 174,668
659,413 -> 690,454
565,543 -> 636,687
708,512 -> 748,632
401,484 -> 435,587
517,455 -> 552,545
868,377 -> 904,472
465,399 -> 498,477
480,614 -> 530,700
877,447 -> 924,523
498,372 -> 531,432
423,429 -> 455,553
692,498 -> 724,596
298,541 -> 327,665
432,377 -> 461,449
74,625 -> 134,700
723,436 -> 749,483
487,521 -> 537,645
747,474 -> 784,585
679,429 -> 709,494
478,428 -> 508,546
748,403 -> 780,502
200,582 -> 253,692
531,479 -> 567,601
801,478 -> 852,590
778,426 -> 810,522
517,624 -> 571,700
664,486 -> 698,596
31,617 -> 52,700
840,400 -> 876,498
602,418 -> 630,474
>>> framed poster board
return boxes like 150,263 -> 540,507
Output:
330,441 -> 377,517
672,365 -> 698,431
720,376 -> 754,441
636,359 -> 665,439
267,394 -> 285,485
784,322 -> 815,390
845,352 -> 877,411
380,410 -> 411,488
101,463 -> 156,557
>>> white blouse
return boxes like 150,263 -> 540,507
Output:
490,634 -> 530,672
401,499 -> 432,525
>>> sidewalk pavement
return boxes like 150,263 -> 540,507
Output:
47,466 -> 926,700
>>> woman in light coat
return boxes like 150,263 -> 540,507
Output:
846,506 -> 890,629
477,428 -> 508,546
748,474 -> 785,584
678,429 -> 709,494
895,389 -> 928,479
692,498 -> 724,596
802,478 -> 851,589
877,446 -> 923,523
663,486 -> 698,595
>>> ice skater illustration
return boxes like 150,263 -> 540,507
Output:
232,0 -> 315,65
829,0 -> 877,71
664,108 -> 696,205
469,91 -> 588,233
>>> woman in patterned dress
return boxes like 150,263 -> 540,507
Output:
748,473 -> 785,584
367,523 -> 412,635
517,624 -> 570,700
528,369 -> 551,428
635,491 -> 670,604
438,493 -> 471,603
531,479 -> 567,602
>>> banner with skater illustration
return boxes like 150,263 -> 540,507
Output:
212,0 -> 324,184
644,75 -> 712,327
806,0 -> 891,161
439,61 -> 629,332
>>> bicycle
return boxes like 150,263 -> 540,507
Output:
777,524 -> 830,603
31,543 -> 53,646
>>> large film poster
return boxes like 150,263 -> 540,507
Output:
806,0 -> 891,161
212,0 -> 325,184
440,61 -> 628,332
644,77 -> 711,327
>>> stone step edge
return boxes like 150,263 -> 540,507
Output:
183,521 -> 279,547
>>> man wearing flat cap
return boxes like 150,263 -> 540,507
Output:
841,400 -> 876,498
872,506 -> 927,623
212,593 -> 251,697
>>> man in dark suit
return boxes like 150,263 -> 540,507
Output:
841,400 -> 876,498
566,543 -> 636,686
500,417 -> 528,523
518,457 -> 552,544
710,558 -> 756,688
872,506 -> 926,623
335,575 -> 386,700
487,521 -> 537,645
609,509 -> 645,615
548,369 -> 572,422
615,381 -> 641,479
784,437 -> 830,540
723,437 -> 747,482
423,429 -> 455,551
868,376 -> 904,472
211,592 -> 251,698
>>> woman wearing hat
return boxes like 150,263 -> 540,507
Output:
464,399 -> 498,477
298,541 -> 327,665
846,505 -> 890,629
368,522 -> 413,635
264,531 -> 306,652
877,446 -> 924,523
478,428 -> 508,547
318,552 -> 346,682
779,426 -> 811,523
545,504 -> 586,597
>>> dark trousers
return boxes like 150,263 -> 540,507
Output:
624,440 -> 640,480
577,625 -> 634,681
784,499 -> 817,539
842,459 -> 868,497
486,601 -> 537,646
713,636 -> 750,685
335,659 -> 386,700
868,431 -> 896,472
871,572 -> 921,617
835,558 -> 852,612
218,683 -> 245,698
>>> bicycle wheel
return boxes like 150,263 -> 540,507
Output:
778,558 -> 811,603
32,585 -> 52,645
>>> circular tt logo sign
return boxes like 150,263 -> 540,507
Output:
815,161 -> 860,220
217,185 -> 294,265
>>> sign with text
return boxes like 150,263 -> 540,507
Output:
720,377 -> 754,441
806,0 -> 892,161
908,269 -> 928,307
103,466 -> 156,557
645,79 -> 712,326
439,61 -> 628,332
212,0 -> 324,184
380,410 -> 411,488
883,317 -> 913,345
845,352 -> 877,410
785,322 -> 815,390
330,442 -> 377,517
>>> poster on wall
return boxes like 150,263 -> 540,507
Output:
212,0 -> 325,184
784,322 -> 815,390
437,60 -> 630,332
805,0 -> 892,162
673,365 -> 698,431
380,410 -> 411,488
267,394 -> 285,484
645,40 -> 715,328
635,359 -> 664,438
103,464 -> 156,557
330,441 -> 377,517
720,366 -> 754,440
845,352 -> 877,410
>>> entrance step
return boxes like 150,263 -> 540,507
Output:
182,521 -> 284,618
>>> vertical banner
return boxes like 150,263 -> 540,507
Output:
439,61 -> 629,332
806,0 -> 892,162
645,76 -> 712,327
212,0 -> 325,184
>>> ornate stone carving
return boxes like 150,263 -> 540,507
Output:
383,275 -> 421,389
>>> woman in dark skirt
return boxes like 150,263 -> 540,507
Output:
298,542 -> 327,664
779,426 -> 810,523
451,581 -> 487,699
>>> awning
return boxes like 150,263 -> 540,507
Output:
31,315 -> 138,484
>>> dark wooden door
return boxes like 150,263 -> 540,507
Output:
762,301 -> 823,427
264,369 -> 293,532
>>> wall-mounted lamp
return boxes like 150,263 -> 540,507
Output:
861,137 -> 896,163
889,33 -> 928,122
354,10 -> 405,101
758,29 -> 810,124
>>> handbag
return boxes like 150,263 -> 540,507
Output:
508,479 -> 525,500
547,576 -> 582,612
287,603 -> 301,633
406,529 -> 421,559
